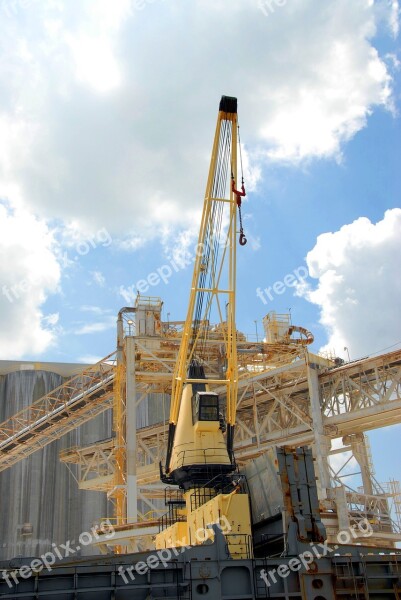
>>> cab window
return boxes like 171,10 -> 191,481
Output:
197,394 -> 219,421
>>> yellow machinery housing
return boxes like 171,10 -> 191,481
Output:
155,487 -> 252,560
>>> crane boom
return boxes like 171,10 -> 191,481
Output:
162,95 -> 244,484
156,97 -> 252,557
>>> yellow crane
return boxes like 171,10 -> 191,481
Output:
156,96 -> 252,558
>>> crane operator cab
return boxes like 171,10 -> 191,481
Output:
162,367 -> 234,489
193,391 -> 219,423
193,391 -> 226,432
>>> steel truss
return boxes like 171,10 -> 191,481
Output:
1,317 -> 400,546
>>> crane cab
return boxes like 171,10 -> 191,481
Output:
165,380 -> 232,488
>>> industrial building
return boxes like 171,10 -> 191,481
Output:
1,297 -> 400,557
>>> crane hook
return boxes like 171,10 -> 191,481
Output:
232,179 -> 246,204
232,178 -> 247,247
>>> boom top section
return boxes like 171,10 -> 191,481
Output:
219,95 -> 237,114
162,94 -> 245,484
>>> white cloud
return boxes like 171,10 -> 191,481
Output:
67,1 -> 131,91
76,354 -> 104,363
117,236 -> 147,252
65,33 -> 121,94
0,202 -> 61,358
386,0 -> 400,36
43,312 -> 60,326
0,0 -> 396,246
299,208 -> 401,358
90,270 -> 106,287
74,316 -> 115,335
80,304 -> 112,315
0,0 -> 398,363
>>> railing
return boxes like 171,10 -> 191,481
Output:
159,505 -> 187,532
173,446 -> 233,468
190,486 -> 218,511
164,486 -> 185,506
189,471 -> 245,511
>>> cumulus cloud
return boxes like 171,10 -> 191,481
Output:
80,305 -> 113,315
387,0 -> 400,37
298,208 -> 401,358
74,315 -> 116,335
76,354 -> 104,364
0,0 -> 398,359
0,0 -> 397,245
0,202 -> 61,358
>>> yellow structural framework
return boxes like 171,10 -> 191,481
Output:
163,95 -> 241,481
157,96 -> 252,558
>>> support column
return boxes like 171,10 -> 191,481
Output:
126,335 -> 137,523
307,356 -> 331,501
343,433 -> 374,496
334,485 -> 350,532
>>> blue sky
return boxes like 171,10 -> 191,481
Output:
34,94 -> 401,363
0,0 -> 400,485
40,85 -> 401,364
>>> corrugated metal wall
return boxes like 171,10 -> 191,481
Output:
137,392 -> 170,429
0,370 -> 112,561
